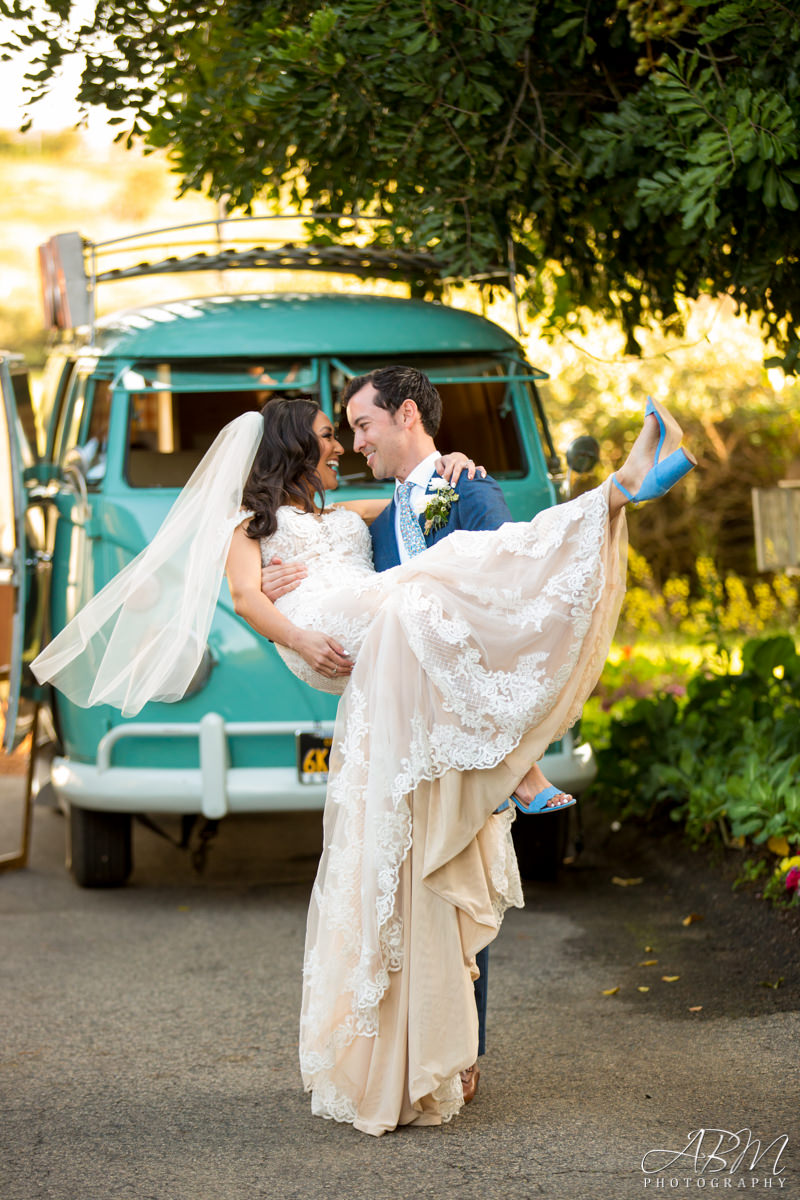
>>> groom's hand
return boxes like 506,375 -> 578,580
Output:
261,556 -> 308,601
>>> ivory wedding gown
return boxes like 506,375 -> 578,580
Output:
259,480 -> 628,1136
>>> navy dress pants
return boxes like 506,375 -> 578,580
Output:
474,945 -> 489,1057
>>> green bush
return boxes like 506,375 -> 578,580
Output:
589,634 -> 800,852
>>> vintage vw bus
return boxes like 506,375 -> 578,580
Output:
0,221 -> 598,886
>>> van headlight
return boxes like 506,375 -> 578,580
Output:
183,646 -> 217,698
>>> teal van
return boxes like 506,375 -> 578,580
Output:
0,221 -> 598,886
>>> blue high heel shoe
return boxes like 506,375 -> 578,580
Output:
612,397 -> 696,504
495,786 -> 577,815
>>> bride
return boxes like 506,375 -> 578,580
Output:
32,391 -> 695,1136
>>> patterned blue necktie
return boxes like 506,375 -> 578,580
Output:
396,480 -> 427,558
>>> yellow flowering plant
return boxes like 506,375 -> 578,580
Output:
618,550 -> 800,646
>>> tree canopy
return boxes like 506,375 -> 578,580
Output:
3,0 -> 800,368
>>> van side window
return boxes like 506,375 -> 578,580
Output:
53,372 -> 88,465
39,355 -> 75,462
83,380 -> 112,487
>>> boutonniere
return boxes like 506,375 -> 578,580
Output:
423,482 -> 459,534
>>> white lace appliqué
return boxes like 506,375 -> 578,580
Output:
267,491 -> 624,1129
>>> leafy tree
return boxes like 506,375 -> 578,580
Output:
3,0 -> 799,368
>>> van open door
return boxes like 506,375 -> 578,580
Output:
0,355 -> 47,871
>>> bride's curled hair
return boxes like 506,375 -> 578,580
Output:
242,397 -> 324,539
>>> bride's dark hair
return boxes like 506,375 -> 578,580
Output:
242,397 -> 324,539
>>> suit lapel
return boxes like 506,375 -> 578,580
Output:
370,497 -> 402,571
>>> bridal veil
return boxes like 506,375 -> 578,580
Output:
31,411 -> 264,717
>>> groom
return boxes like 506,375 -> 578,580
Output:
343,366 -> 511,566
343,365 -> 513,1102
262,366 -> 514,1102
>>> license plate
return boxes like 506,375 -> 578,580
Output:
296,731 -> 333,783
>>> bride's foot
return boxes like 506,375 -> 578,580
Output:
509,763 -> 574,813
611,397 -> 696,512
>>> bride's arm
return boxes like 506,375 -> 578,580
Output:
334,497 -> 390,524
226,527 -> 354,678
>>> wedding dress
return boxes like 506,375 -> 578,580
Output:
259,482 -> 628,1136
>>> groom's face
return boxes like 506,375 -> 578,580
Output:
347,384 -> 408,480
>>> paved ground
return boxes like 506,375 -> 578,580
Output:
1,782 -> 798,1200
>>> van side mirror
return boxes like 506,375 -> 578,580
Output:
565,436 -> 600,475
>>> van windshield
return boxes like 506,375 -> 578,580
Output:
123,354 -> 538,488
124,359 -> 316,487
331,354 -> 530,486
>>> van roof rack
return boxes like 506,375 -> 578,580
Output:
37,214 -> 515,338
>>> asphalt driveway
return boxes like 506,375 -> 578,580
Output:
1,787 -> 797,1200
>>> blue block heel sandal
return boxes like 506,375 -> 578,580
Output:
612,397 -> 697,504
495,786 -> 576,815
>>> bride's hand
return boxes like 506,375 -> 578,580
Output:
435,452 -> 487,485
290,629 -> 354,680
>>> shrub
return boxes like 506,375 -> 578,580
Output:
589,635 -> 800,855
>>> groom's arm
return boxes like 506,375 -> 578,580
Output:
260,556 -> 308,600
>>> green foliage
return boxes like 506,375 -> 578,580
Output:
2,0 -> 799,369
732,856 -> 767,890
565,381 -> 800,585
591,634 -> 800,851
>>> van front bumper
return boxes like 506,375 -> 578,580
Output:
51,714 -> 331,818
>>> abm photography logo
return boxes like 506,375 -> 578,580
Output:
642,1128 -> 789,1190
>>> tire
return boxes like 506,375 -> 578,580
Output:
511,803 -> 572,882
69,806 -> 133,888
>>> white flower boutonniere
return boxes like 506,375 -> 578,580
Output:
423,482 -> 459,534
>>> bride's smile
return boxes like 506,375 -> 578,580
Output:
313,410 -> 344,494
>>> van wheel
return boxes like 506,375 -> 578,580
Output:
69,807 -> 133,888
511,803 -> 571,882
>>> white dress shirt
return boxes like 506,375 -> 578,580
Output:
393,449 -> 441,564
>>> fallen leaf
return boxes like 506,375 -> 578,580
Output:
682,913 -> 703,926
601,986 -> 620,996
612,876 -> 643,887
760,978 -> 784,990
767,835 -> 791,857
662,975 -> 680,982
638,959 -> 658,967
689,1006 -> 703,1012
637,986 -> 650,993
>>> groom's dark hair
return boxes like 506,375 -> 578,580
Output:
343,366 -> 442,436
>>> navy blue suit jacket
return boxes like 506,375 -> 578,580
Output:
370,473 -> 512,573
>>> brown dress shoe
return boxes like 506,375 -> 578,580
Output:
460,1063 -> 481,1104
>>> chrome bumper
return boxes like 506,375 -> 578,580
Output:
51,714 -> 331,818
